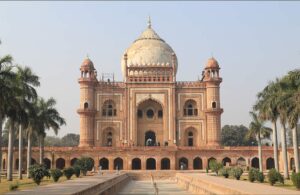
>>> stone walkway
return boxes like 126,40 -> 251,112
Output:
118,180 -> 195,195
5,173 -> 120,195
182,173 -> 300,195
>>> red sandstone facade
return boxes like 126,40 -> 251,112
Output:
0,21 -> 297,172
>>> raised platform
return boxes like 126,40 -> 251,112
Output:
5,171 -> 300,195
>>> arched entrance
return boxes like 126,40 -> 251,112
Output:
132,158 -> 141,170
251,157 -> 259,169
184,127 -> 198,147
3,159 -> 5,170
266,158 -> 275,170
87,158 -> 94,171
56,158 -> 65,169
43,158 -> 51,169
291,158 -> 295,171
15,159 -> 19,170
193,157 -> 202,169
114,158 -> 123,170
179,157 -> 188,170
237,157 -> 246,167
70,158 -> 78,166
102,127 -> 116,147
145,131 -> 156,146
99,158 -> 109,170
222,157 -> 231,166
137,99 -> 163,146
31,158 -> 37,165
208,157 -> 216,169
146,158 -> 156,170
161,158 -> 170,170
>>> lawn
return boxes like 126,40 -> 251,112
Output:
0,174 -> 78,195
214,173 -> 299,191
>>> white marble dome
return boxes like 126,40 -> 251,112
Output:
121,22 -> 178,77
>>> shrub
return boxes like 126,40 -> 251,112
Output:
50,169 -> 63,182
230,167 -> 243,180
209,160 -> 223,175
267,168 -> 284,186
256,172 -> 265,183
29,164 -> 49,185
291,172 -> 300,189
248,168 -> 258,182
9,182 -> 19,191
276,171 -> 284,184
75,157 -> 94,176
221,167 -> 230,178
73,165 -> 81,177
63,167 -> 74,180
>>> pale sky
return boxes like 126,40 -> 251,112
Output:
0,2 -> 299,137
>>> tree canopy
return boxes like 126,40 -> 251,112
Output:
221,125 -> 258,146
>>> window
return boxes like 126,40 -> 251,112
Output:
137,110 -> 143,118
183,100 -> 198,117
158,110 -> 163,118
84,102 -> 88,109
146,109 -> 154,118
102,100 -> 117,117
212,101 -> 217,109
107,132 -> 112,146
188,131 -> 193,146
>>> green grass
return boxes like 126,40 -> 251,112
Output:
217,173 -> 299,191
0,174 -> 80,195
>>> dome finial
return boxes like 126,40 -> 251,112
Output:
147,15 -> 151,28
86,53 -> 89,59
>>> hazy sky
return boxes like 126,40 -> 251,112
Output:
0,2 -> 299,137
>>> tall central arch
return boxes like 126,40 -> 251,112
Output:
137,99 -> 164,146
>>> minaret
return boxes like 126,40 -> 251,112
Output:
77,56 -> 97,147
203,57 -> 223,146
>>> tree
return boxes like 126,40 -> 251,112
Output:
247,111 -> 272,172
208,160 -> 223,175
61,133 -> 79,147
15,66 -> 40,180
0,42 -> 14,182
280,70 -> 300,173
75,157 -> 94,176
5,65 -> 39,181
254,79 -> 281,171
35,97 -> 66,164
44,136 -> 62,146
221,125 -> 257,146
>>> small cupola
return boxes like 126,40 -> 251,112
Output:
203,57 -> 220,80
80,55 -> 96,79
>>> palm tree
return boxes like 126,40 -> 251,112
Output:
6,66 -> 39,181
0,44 -> 14,182
247,111 -> 272,172
15,66 -> 39,179
36,97 -> 65,164
255,80 -> 280,171
277,96 -> 290,179
25,110 -> 38,178
280,70 -> 300,173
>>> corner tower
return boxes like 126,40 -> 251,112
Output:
77,57 -> 97,147
203,57 -> 223,146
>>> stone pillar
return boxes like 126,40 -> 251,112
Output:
109,157 -> 114,170
128,158 -> 132,170
66,157 -> 71,168
188,158 -> 193,170
156,158 -> 161,170
170,156 -> 176,170
141,157 -> 146,170
203,157 -> 208,169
